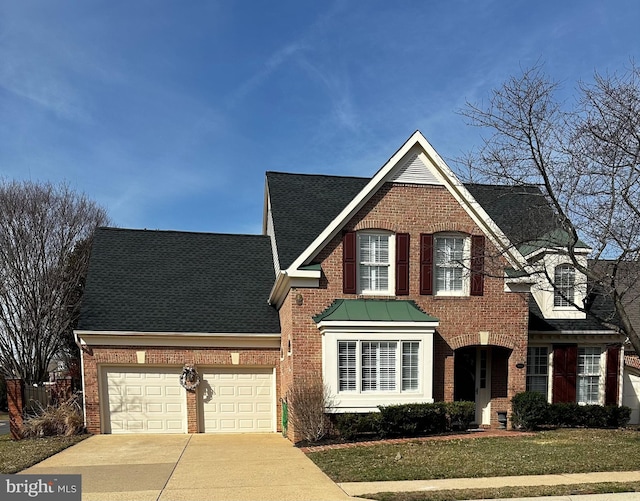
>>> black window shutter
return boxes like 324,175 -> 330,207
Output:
343,232 -> 357,294
395,233 -> 410,295
470,235 -> 485,296
605,345 -> 621,405
420,234 -> 433,295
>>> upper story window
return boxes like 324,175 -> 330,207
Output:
434,234 -> 470,295
343,231 -> 409,296
554,265 -> 575,307
358,233 -> 392,294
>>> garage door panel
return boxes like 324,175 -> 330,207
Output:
104,367 -> 186,434
200,368 -> 274,433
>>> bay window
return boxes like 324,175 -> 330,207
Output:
337,340 -> 420,393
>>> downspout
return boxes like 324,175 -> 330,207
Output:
74,331 -> 88,430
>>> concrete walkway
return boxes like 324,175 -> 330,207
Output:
340,471 -> 640,497
21,433 -> 352,501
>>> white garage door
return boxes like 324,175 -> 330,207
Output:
200,368 -> 274,432
623,369 -> 640,425
104,367 -> 187,434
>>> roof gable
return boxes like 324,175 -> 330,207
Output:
78,228 -> 281,334
267,131 -> 528,280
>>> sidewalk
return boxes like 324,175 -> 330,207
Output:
339,471 -> 640,497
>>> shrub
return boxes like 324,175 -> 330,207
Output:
443,401 -> 475,431
548,402 -> 632,428
287,380 -> 333,443
21,394 -> 85,437
607,405 -> 631,427
378,403 -> 448,437
548,402 -> 580,427
511,391 -> 549,430
333,412 -> 381,440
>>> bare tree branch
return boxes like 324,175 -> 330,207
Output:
459,62 -> 640,354
0,180 -> 108,384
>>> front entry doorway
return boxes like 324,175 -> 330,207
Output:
454,347 -> 492,426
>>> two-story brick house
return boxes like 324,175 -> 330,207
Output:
75,131 -> 623,440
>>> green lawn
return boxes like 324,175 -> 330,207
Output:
307,428 -> 640,483
0,434 -> 88,474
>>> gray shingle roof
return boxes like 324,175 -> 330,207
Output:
266,172 -> 614,333
266,171 -> 368,269
528,298 -> 614,333
78,228 -> 280,333
266,174 -> 574,268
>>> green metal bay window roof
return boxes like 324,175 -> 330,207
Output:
313,299 -> 438,323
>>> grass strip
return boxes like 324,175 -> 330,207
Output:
363,481 -> 640,501
0,434 -> 88,474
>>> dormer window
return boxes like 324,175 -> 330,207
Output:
554,265 -> 575,307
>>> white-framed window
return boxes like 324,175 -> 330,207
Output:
434,234 -> 469,295
526,347 -> 549,397
402,342 -> 420,391
338,341 -> 356,391
577,347 -> 601,404
337,340 -> 420,393
554,265 -> 576,307
358,232 -> 394,294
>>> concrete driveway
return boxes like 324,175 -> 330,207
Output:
21,433 -> 352,501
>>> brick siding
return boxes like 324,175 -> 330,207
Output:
82,346 -> 280,434
279,183 -> 529,441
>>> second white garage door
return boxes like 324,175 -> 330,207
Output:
200,368 -> 275,432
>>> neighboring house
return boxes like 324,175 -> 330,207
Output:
75,131 -> 624,440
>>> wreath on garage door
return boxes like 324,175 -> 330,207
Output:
180,364 -> 200,391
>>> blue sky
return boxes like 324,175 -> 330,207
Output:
1,1 -> 638,234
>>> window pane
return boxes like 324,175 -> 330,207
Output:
577,347 -> 600,404
435,236 -> 465,293
362,341 -> 396,391
359,234 -> 390,292
526,347 -> 548,397
338,341 -> 356,391
402,342 -> 419,391
554,265 -> 575,307
359,266 -> 389,292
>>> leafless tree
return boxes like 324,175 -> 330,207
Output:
0,180 -> 108,384
460,63 -> 640,354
